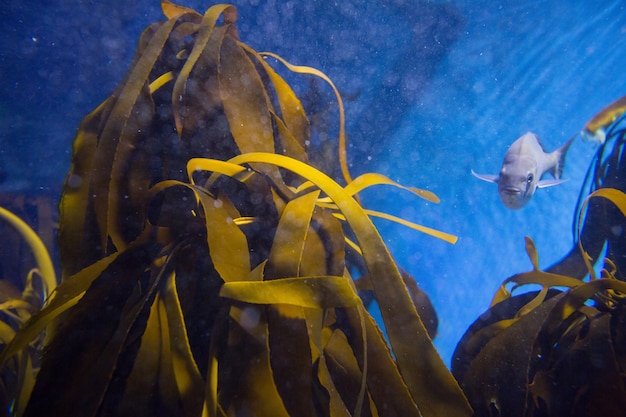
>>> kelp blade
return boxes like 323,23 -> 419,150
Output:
195,152 -> 472,417
14,2 -> 471,417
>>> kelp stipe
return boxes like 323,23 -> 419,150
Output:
0,2 -> 470,416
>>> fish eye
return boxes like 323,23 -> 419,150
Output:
526,174 -> 534,183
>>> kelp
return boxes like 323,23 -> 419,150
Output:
0,194 -> 58,289
0,2 -> 470,416
453,109 -> 626,416
453,237 -> 626,416
547,101 -> 626,280
0,207 -> 56,416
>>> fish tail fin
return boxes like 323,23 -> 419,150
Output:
550,135 -> 575,179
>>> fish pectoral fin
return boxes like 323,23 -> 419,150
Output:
537,178 -> 569,188
471,170 -> 499,184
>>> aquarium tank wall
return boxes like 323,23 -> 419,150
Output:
1,1 -> 626,416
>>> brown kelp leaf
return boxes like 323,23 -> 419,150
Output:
529,311 -> 626,416
92,16 -> 181,252
457,234 -> 626,417
172,4 -> 236,137
308,206 -> 346,277
161,0 -> 199,19
524,235 -> 540,270
0,252 -> 119,368
267,304 -> 316,417
271,110 -> 309,163
342,172 -> 440,204
218,152 -> 471,416
42,3 -> 469,417
315,355 -> 352,417
59,14 -> 201,271
240,42 -> 310,149
162,271 -> 204,417
459,294 -> 564,417
400,269 -> 438,339
360,209 -> 457,244
539,278 -> 626,336
149,178 -> 252,284
337,306 -> 421,417
199,191 -> 251,283
265,190 -> 321,279
260,53 -> 352,184
490,236 -> 583,307
219,37 -> 281,184
23,242 -> 163,417
219,276 -> 360,309
317,171 -> 454,243
175,22 -> 229,140
0,207 -> 56,297
525,279 -> 626,416
220,306 -> 291,417
58,97 -> 113,277
490,270 -> 583,308
323,328 -> 372,416
107,85 -> 156,250
119,295 -> 179,416
577,188 -> 626,278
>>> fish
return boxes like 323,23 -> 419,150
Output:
471,132 -> 574,209
581,94 -> 626,144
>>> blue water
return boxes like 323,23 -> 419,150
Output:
2,0 -> 625,366
369,1 -> 626,364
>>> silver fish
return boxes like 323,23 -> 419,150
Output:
472,132 -> 574,209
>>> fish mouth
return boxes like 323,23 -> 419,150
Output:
500,187 -> 522,195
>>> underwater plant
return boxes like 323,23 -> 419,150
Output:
548,105 -> 626,280
0,207 -> 56,416
0,2 -> 471,416
452,104 -> 626,417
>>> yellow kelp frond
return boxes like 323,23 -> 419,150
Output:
239,43 -> 310,153
577,188 -> 626,279
490,236 -> 583,307
459,272 -> 626,417
148,71 -> 175,94
187,155 -> 457,246
342,172 -> 441,203
186,152 -> 471,417
220,276 -> 362,309
0,252 -> 120,369
331,209 -> 457,244
260,52 -> 351,184
171,4 -> 237,138
161,0 -> 199,19
0,207 -> 57,416
21,2 -> 466,416
0,207 -> 56,298
453,179 -> 626,417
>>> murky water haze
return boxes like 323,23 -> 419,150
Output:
2,0 -> 625,365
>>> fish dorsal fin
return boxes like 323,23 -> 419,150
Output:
533,133 -> 546,150
471,170 -> 499,183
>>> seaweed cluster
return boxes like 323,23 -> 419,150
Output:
452,104 -> 626,416
0,2 -> 468,416
2,2 -> 626,417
